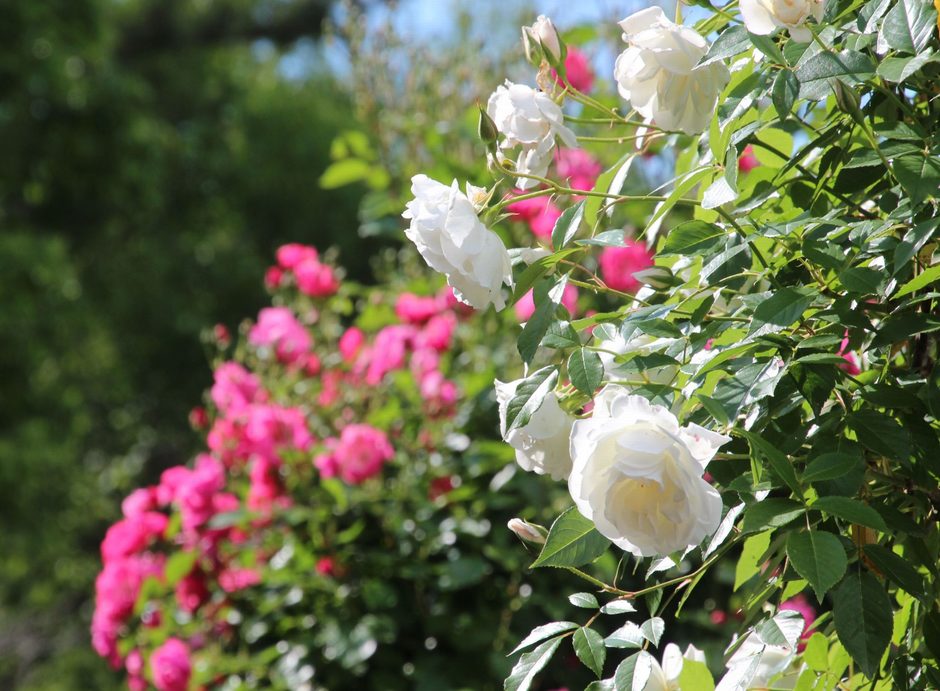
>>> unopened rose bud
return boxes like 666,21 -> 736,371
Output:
631,265 -> 678,290
523,15 -> 564,66
831,79 -> 861,120
477,106 -> 499,153
507,518 -> 547,544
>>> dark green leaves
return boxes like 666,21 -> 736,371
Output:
893,155 -> 940,208
795,50 -> 875,100
833,570 -> 893,678
749,287 -> 815,336
660,221 -> 727,255
532,507 -> 610,568
505,366 -> 559,434
742,499 -> 805,532
786,530 -> 848,601
568,348 -> 604,395
881,0 -> 938,54
812,496 -> 888,531
803,452 -> 864,482
504,637 -> 562,691
895,263 -> 940,298
573,627 -> 606,677
551,200 -> 585,250
743,431 -> 802,495
772,70 -> 799,119
863,545 -> 927,599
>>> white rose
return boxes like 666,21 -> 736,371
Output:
486,81 -> 577,189
495,379 -> 574,480
568,386 -> 729,557
740,0 -> 824,42
403,174 -> 512,311
646,643 -> 708,690
613,7 -> 730,135
717,611 -> 804,691
523,15 -> 562,62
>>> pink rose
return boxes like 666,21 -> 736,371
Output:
121,488 -> 157,520
739,145 -> 760,173
598,239 -> 654,293
555,148 -> 602,194
415,312 -> 457,352
365,325 -> 415,385
100,514 -> 167,563
514,284 -> 579,321
837,331 -> 861,375
395,293 -> 440,324
338,327 -> 365,362
150,638 -> 192,691
276,243 -> 318,269
506,195 -> 562,242
175,569 -> 209,614
294,256 -> 340,297
211,362 -> 265,416
419,371 -> 458,417
315,424 -> 394,485
219,567 -> 262,593
264,266 -> 283,289
248,307 -> 312,366
553,46 -> 594,92
176,455 -> 225,533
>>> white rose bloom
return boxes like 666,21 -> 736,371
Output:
495,379 -> 574,480
523,15 -> 562,62
740,0 -> 824,42
613,7 -> 730,135
486,81 -> 577,190
403,174 -> 512,310
568,386 -> 729,557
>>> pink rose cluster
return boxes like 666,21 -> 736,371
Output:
265,243 -> 340,297
598,237 -> 655,294
552,46 -> 594,93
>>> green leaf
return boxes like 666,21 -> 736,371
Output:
640,617 -> 665,647
742,498 -> 805,532
848,411 -> 910,462
894,155 -> 940,208
747,32 -> 787,64
163,550 -> 197,587
569,592 -> 600,608
542,320 -> 581,349
877,51 -> 937,82
795,50 -> 875,100
749,287 -> 815,337
803,452 -> 864,482
634,318 -> 682,338
881,0 -> 938,53
605,622 -> 645,649
735,531 -> 772,590
613,651 -> 654,691
532,507 -> 610,568
552,200 -> 586,250
601,600 -> 637,615
893,218 -> 939,273
832,570 -> 892,678
510,622 -> 579,655
701,24 -> 750,65
678,658 -> 716,691
812,496 -> 888,531
839,267 -> 884,294
863,545 -> 927,600
574,627 -> 607,678
512,247 -> 581,303
772,69 -> 799,119
578,230 -> 631,247
568,348 -> 604,396
585,152 -> 633,231
743,431 -> 802,496
505,366 -> 559,434
504,637 -> 562,691
660,220 -> 727,255
787,530 -> 848,601
894,263 -> 940,298
319,158 -> 374,189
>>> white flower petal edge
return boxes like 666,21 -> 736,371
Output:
568,385 -> 729,557
486,81 -> 577,190
613,6 -> 730,135
495,378 -> 574,480
717,611 -> 805,691
739,0 -> 824,42
403,174 -> 512,311
643,643 -> 707,690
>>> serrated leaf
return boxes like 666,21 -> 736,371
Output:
578,229 -> 631,247
756,610 -> 805,648
532,507 -> 610,568
605,622 -> 644,649
895,263 -> 940,297
881,0 -> 937,53
795,50 -> 875,100
749,287 -> 815,337
510,622 -> 579,656
863,545 -> 927,599
894,218 -> 939,273
832,570 -> 892,678
640,618 -> 665,647
742,499 -> 805,532
743,431 -> 802,496
574,627 -> 607,678
702,174 -> 737,209
601,600 -> 637,615
504,637 -> 562,691
568,348 -> 604,396
701,24 -> 750,65
772,69 -> 799,119
839,267 -> 884,294
787,530 -> 848,601
505,366 -> 559,433
812,496 -> 887,531
735,531 -> 772,590
803,452 -> 864,482
660,220 -> 727,255
552,200 -> 586,250
613,651 -> 653,691
542,320 -> 581,349
569,592 -> 600,608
